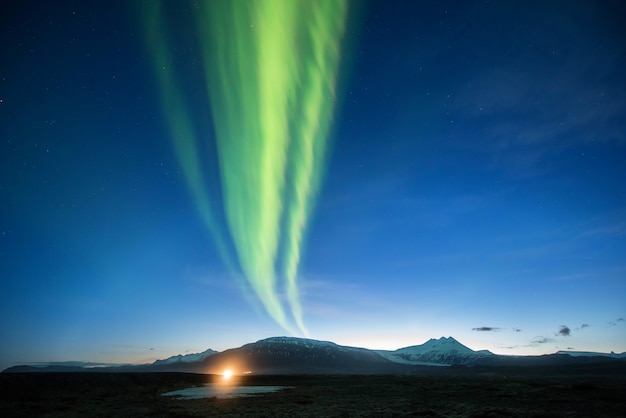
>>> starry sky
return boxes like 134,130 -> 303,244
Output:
1,0 -> 625,370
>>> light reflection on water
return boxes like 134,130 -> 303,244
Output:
162,383 -> 292,399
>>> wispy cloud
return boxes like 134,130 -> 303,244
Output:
301,275 -> 405,320
577,220 -> 626,239
29,361 -> 134,368
453,20 -> 626,179
532,337 -> 553,345
472,327 -> 501,332
551,273 -> 597,282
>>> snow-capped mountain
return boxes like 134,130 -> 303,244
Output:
377,336 -> 495,366
152,348 -> 218,365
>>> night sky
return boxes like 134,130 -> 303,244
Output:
1,0 -> 625,370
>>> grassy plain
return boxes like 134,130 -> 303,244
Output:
1,367 -> 625,417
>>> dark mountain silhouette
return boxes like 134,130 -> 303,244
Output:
4,336 -> 624,374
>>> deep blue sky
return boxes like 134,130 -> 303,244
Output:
1,0 -> 625,369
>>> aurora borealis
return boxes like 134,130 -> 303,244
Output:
140,0 -> 348,335
1,1 -> 625,369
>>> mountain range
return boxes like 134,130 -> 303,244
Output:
4,336 -> 625,374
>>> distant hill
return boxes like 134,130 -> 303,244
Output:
152,348 -> 218,365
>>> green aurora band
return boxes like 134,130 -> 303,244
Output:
140,0 -> 348,335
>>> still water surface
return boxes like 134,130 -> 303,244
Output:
162,383 -> 292,399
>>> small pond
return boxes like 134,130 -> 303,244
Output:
162,383 -> 292,399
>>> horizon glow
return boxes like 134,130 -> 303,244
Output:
140,0 -> 348,335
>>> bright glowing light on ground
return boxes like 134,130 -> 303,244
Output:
222,369 -> 233,380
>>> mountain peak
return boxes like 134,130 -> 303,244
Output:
433,336 -> 458,342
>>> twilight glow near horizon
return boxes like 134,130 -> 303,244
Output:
1,0 -> 625,370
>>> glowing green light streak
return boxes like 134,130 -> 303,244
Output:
141,0 -> 347,335
139,3 -> 234,268
280,0 -> 348,334
195,0 -> 293,332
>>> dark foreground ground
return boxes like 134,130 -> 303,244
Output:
2,366 -> 625,417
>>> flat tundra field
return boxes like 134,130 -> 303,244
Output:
1,371 -> 625,417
